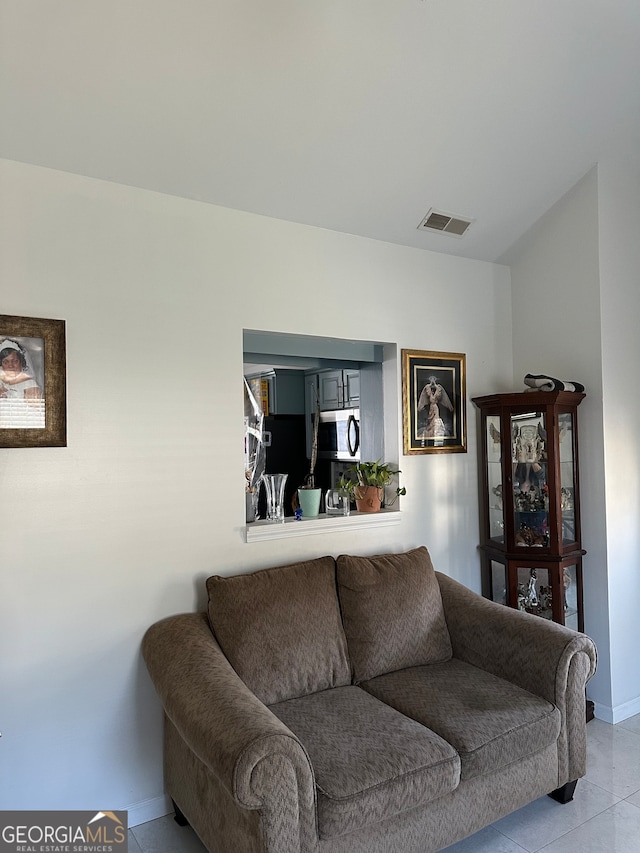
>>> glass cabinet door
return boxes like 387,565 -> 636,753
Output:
563,564 -> 579,631
486,415 -> 504,543
511,412 -> 549,547
514,563 -> 579,629
516,566 -> 553,620
490,560 -> 507,605
558,412 -> 577,545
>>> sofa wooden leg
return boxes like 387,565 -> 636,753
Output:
172,799 -> 190,827
548,780 -> 578,804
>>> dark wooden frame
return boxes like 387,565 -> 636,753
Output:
0,314 -> 67,447
472,391 -> 586,631
402,349 -> 467,455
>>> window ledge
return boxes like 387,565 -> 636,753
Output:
245,508 -> 402,542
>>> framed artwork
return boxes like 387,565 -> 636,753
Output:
402,349 -> 466,454
0,314 -> 67,447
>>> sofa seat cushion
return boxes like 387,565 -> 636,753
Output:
206,556 -> 350,705
336,547 -> 452,683
269,685 -> 460,839
362,658 -> 561,781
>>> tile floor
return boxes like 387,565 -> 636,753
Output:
128,714 -> 640,853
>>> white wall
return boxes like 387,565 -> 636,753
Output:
596,157 -> 640,719
0,159 -> 512,821
505,164 -> 640,721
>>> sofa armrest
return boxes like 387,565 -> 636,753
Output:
436,572 -> 597,698
436,572 -> 597,784
142,613 -> 318,850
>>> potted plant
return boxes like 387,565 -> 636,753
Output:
296,391 -> 322,517
338,460 -> 406,513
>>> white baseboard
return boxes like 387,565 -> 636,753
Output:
126,794 -> 172,827
593,695 -> 640,725
611,695 -> 640,724
593,701 -> 614,724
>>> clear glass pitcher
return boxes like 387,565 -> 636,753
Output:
325,488 -> 350,516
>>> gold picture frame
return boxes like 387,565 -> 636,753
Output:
402,349 -> 466,455
0,314 -> 67,447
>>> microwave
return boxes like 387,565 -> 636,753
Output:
317,408 -> 360,461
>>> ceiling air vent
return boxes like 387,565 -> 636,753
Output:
418,208 -> 474,238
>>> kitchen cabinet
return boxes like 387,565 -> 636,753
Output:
245,369 -> 305,416
305,368 -> 361,460
472,390 -> 586,633
316,369 -> 360,410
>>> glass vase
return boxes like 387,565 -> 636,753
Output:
262,473 -> 288,522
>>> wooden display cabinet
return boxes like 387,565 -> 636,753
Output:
472,391 -> 586,633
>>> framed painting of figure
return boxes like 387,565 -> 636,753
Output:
0,314 -> 66,447
402,349 -> 466,455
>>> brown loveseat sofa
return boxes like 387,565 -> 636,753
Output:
142,547 -> 596,853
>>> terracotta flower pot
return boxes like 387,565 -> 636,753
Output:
354,485 -> 383,513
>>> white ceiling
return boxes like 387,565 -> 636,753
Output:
1,0 -> 639,263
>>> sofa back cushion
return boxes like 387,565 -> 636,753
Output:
336,546 -> 452,682
206,556 -> 351,704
